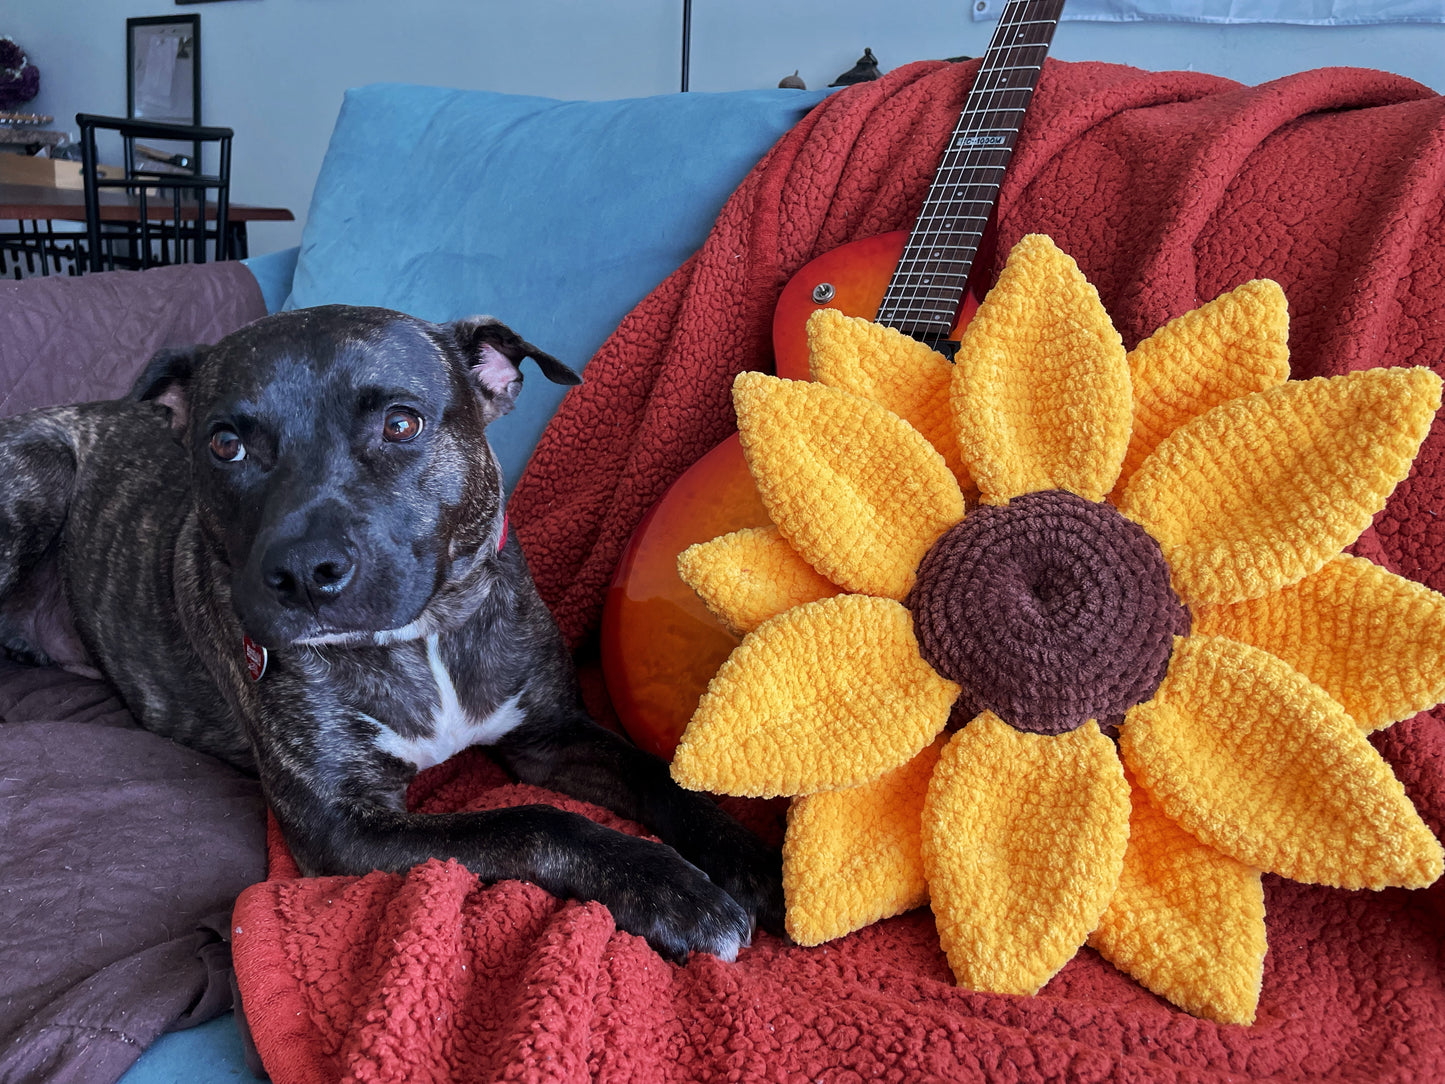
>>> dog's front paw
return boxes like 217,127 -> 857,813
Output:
602,838 -> 754,964
679,809 -> 791,942
697,825 -> 786,942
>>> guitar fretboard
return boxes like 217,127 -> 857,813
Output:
876,0 -> 1063,347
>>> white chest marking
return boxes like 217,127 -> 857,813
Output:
370,634 -> 527,770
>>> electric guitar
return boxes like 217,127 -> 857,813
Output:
601,0 -> 1065,760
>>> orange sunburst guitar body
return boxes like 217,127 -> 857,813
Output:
600,233 -> 980,760
601,0 -> 1063,760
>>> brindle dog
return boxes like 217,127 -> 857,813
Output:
0,305 -> 782,961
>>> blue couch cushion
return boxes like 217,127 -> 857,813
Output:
243,246 -> 300,314
285,83 -> 826,489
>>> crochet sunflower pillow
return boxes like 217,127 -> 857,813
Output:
668,234 -> 1445,1026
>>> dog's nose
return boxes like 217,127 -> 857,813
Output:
263,539 -> 357,607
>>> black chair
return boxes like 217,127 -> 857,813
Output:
76,113 -> 233,273
0,220 -> 85,279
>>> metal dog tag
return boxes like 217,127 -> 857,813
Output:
242,635 -> 268,682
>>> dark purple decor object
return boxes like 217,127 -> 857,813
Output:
0,37 -> 40,110
907,489 -> 1190,736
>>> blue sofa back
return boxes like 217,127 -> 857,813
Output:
279,83 -> 827,489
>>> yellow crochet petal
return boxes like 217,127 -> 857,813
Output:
671,594 -> 959,797
1112,279 -> 1290,499
1088,769 -> 1266,1026
678,526 -> 842,639
807,308 -> 979,501
1120,368 -> 1443,607
782,736 -> 945,947
1195,554 -> 1445,733
1121,634 -> 1445,889
951,234 -> 1131,504
922,714 -> 1130,996
734,372 -> 964,600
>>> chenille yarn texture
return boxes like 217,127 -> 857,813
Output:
671,234 -> 1445,1026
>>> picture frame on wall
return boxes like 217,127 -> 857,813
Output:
127,14 -> 200,126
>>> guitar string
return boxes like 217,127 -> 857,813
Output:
882,1 -> 1054,334
880,0 -> 1061,338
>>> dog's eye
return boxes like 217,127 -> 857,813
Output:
382,408 -> 424,444
209,429 -> 246,463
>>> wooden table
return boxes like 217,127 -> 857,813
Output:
0,181 -> 294,268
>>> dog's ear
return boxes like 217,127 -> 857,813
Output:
449,316 -> 581,424
130,346 -> 200,433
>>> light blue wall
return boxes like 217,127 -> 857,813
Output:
8,1 -> 1442,257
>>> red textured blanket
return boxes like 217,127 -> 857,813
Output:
233,60 -> 1445,1082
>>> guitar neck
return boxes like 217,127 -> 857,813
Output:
877,0 -> 1064,346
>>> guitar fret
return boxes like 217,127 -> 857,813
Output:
966,85 -> 1038,96
889,281 -> 973,291
922,182 -> 1001,192
919,199 -> 997,215
882,298 -> 963,311
919,189 -> 999,200
885,285 -> 965,296
884,281 -> 970,296
910,214 -> 991,227
907,218 -> 989,241
891,273 -> 973,286
927,186 -> 1005,198
901,247 -> 984,259
957,102 -> 1031,116
900,230 -> 988,240
879,317 -> 958,333
915,204 -> 994,215
917,205 -> 994,215
883,310 -> 957,321
897,242 -> 980,250
936,159 -> 1010,169
882,307 -> 967,322
881,295 -> 968,312
884,306 -> 958,316
889,266 -> 975,279
933,167 -> 1008,180
889,274 -> 977,286
904,235 -> 988,247
885,281 -> 967,293
965,84 -> 1039,97
881,321 -> 956,340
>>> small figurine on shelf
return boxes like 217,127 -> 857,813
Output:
830,48 -> 881,87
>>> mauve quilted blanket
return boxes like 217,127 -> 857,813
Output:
233,59 -> 1445,1082
0,262 -> 268,1084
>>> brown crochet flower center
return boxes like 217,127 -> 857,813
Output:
906,490 -> 1189,736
